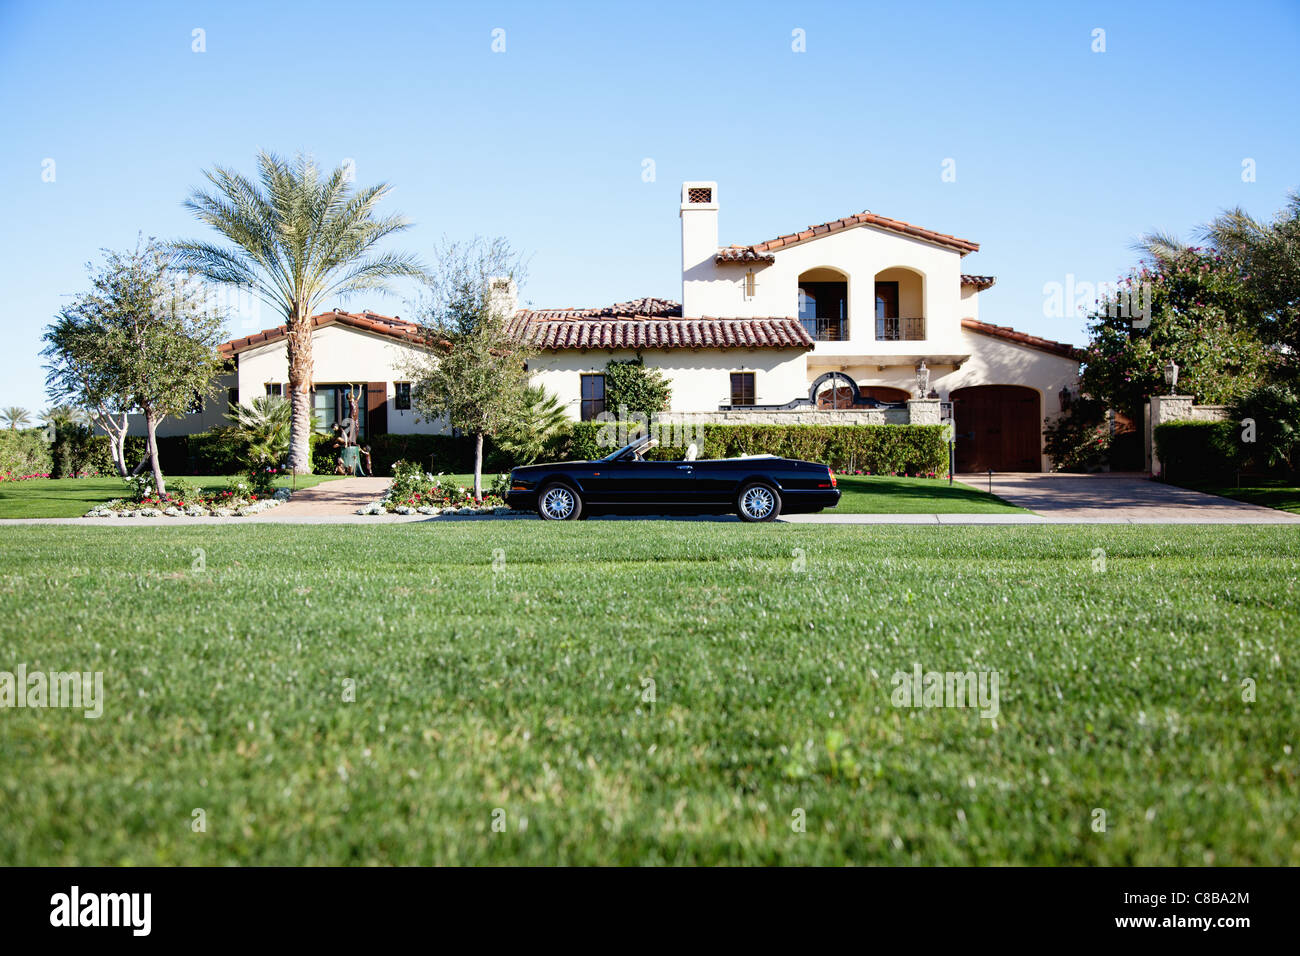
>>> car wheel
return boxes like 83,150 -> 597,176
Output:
736,482 -> 780,522
538,482 -> 582,521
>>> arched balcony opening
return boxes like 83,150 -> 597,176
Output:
798,267 -> 849,341
874,267 -> 926,341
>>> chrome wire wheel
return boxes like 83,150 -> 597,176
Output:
739,485 -> 776,520
540,485 -> 576,520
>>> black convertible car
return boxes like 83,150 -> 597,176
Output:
505,435 -> 840,521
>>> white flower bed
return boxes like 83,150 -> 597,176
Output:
354,486 -> 528,518
84,486 -> 294,519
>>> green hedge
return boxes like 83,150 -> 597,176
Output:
0,429 -> 54,477
558,423 -> 950,476
1153,420 -> 1239,482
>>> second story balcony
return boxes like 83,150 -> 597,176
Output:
800,316 -> 846,341
875,316 -> 926,341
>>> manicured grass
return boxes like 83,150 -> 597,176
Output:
829,475 -> 1024,514
1174,478 -> 1300,514
1,523 -> 1297,865
0,475 -> 342,519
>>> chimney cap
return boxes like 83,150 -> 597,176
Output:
681,181 -> 718,211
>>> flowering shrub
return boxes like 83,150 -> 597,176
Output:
84,481 -> 292,517
247,465 -> 279,497
0,472 -> 54,481
359,460 -> 513,515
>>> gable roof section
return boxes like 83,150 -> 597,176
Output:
219,310 -> 421,357
716,210 -> 980,262
510,298 -> 813,351
961,318 -> 1080,360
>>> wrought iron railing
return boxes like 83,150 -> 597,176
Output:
800,317 -> 847,341
875,316 -> 925,341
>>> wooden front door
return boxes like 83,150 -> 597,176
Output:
952,385 -> 1040,472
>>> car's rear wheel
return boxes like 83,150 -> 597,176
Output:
736,482 -> 780,522
538,482 -> 582,521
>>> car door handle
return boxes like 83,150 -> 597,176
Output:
676,465 -> 693,470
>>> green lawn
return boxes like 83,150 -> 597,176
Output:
1,523 -> 1297,865
1174,478 -> 1300,514
0,475 -> 341,519
830,475 -> 1023,513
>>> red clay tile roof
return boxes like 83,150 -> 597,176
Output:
510,299 -> 813,351
961,318 -> 1080,360
960,274 -> 996,290
715,248 -> 776,264
719,210 -> 979,260
518,297 -> 683,321
219,310 -> 421,357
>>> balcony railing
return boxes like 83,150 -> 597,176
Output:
875,316 -> 925,341
800,317 -> 846,341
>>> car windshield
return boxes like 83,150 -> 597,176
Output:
599,436 -> 658,462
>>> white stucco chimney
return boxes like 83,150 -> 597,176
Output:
487,276 -> 518,320
680,181 -> 718,315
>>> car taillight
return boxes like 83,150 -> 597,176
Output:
829,470 -> 837,487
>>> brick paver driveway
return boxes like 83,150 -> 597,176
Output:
958,472 -> 1300,524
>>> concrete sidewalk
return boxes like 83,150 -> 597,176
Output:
953,472 -> 1300,524
250,476 -> 390,520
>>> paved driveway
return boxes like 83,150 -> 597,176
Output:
955,472 -> 1300,524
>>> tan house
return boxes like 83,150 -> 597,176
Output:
163,181 -> 1082,471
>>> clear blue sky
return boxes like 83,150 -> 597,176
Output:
2,0 -> 1297,410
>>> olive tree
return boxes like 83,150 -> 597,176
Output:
406,238 -> 531,499
42,240 -> 227,493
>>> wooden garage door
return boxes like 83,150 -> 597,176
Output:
952,385 -> 1040,472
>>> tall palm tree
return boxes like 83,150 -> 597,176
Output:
2,407 -> 32,430
174,151 -> 427,473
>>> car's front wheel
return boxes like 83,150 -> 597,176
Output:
538,482 -> 583,521
736,482 -> 780,522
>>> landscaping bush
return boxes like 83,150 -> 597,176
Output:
49,424 -> 114,478
1229,383 -> 1300,474
0,429 -> 54,479
555,423 -> 949,476
1153,420 -> 1240,482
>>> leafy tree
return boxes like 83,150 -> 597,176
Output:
495,384 -> 569,464
42,240 -> 227,493
174,151 -> 427,473
2,407 -> 32,430
406,238 -> 531,499
603,356 -> 671,416
1138,192 -> 1300,377
1080,251 -> 1271,423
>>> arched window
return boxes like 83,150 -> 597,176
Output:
798,268 -> 848,341
873,268 -> 925,340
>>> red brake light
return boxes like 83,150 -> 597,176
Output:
830,470 -> 837,487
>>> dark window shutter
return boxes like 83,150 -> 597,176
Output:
366,382 -> 388,437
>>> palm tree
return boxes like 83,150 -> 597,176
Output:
222,394 -> 301,467
2,407 -> 32,430
174,151 -> 427,473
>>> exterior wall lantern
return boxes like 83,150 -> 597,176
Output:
1163,360 -> 1179,391
915,361 -> 930,397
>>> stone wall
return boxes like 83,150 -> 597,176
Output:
658,399 -> 939,428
